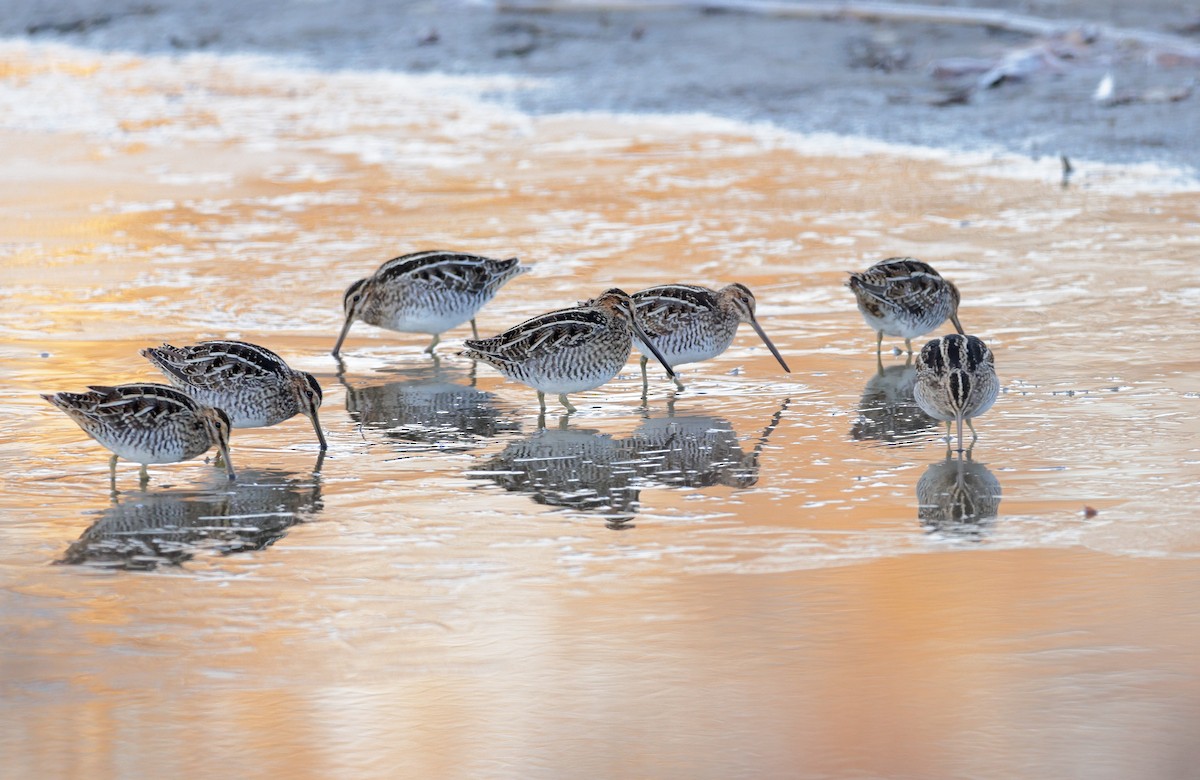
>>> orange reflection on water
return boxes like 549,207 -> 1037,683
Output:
3,43 -> 1200,779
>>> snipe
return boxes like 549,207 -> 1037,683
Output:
461,288 -> 674,413
333,250 -> 527,357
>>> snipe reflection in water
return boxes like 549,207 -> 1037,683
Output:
342,363 -> 521,450
916,452 -> 1002,537
60,465 -> 324,570
467,399 -> 789,527
850,361 -> 938,444
470,426 -> 637,527
621,400 -> 789,490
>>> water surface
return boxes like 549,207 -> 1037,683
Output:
3,42 -> 1200,779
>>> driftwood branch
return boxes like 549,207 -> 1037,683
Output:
497,0 -> 1200,59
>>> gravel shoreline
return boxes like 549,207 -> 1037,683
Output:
6,0 -> 1199,172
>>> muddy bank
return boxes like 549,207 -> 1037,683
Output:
5,0 -> 1200,172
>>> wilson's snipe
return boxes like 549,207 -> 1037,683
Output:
143,340 -> 327,449
847,257 -> 964,355
333,250 -> 527,357
913,334 -> 998,453
460,288 -> 674,413
630,283 -> 790,390
43,383 -> 235,483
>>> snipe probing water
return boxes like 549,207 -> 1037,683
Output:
143,340 -> 327,449
42,383 -> 235,484
848,257 -> 965,355
630,283 -> 790,390
913,334 -> 998,453
333,250 -> 528,358
460,288 -> 675,413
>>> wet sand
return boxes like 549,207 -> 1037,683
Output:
3,41 -> 1200,779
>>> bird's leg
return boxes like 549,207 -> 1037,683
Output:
640,355 -> 649,398
905,337 -> 913,355
424,333 -> 440,354
875,330 -> 883,357
139,463 -> 149,488
955,416 -> 965,454
537,391 -> 546,413
558,394 -> 577,413
470,318 -> 479,340
109,454 -> 119,496
967,419 -> 979,445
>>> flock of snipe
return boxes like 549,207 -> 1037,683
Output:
43,251 -> 998,484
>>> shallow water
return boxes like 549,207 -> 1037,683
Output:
3,42 -> 1200,779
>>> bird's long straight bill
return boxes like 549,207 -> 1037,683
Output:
331,314 -> 355,358
950,312 -> 966,335
218,439 -> 236,480
310,410 -> 329,450
632,321 -> 675,379
749,316 -> 791,373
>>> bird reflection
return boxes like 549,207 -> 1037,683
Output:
916,452 -> 1002,537
471,427 -> 637,528
621,402 -> 787,489
850,361 -> 938,443
469,398 -> 789,528
342,363 -> 520,449
60,466 -> 324,570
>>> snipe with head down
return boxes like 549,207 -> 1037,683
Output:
460,288 -> 675,413
630,282 -> 790,390
847,257 -> 964,356
143,339 -> 326,450
913,333 -> 999,453
333,250 -> 528,358
43,383 -> 235,484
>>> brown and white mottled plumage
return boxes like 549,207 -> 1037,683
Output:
333,250 -> 528,357
42,383 -> 235,483
630,283 -> 790,390
143,340 -> 326,449
847,257 -> 965,355
913,334 -> 999,453
460,288 -> 675,413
